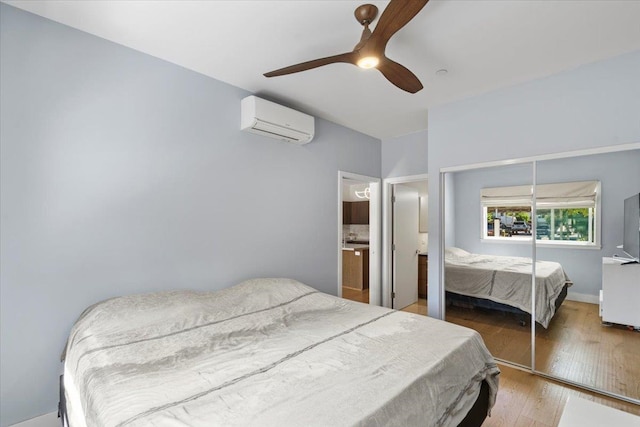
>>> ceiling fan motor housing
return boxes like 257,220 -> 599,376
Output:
354,4 -> 379,25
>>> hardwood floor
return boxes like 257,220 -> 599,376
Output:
485,364 -> 640,426
446,300 -> 640,402
341,286 -> 369,304
340,291 -> 640,424
445,302 -> 532,367
399,297 -> 427,316
535,301 -> 640,401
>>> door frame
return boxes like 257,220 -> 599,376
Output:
337,171 -> 381,305
382,174 -> 429,308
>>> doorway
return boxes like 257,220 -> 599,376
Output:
382,174 -> 429,311
338,171 -> 381,305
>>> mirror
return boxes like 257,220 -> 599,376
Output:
534,149 -> 640,402
444,162 -> 534,367
441,146 -> 640,404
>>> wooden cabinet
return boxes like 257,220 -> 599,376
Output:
342,201 -> 351,225
418,254 -> 428,298
351,201 -> 369,224
343,201 -> 369,225
342,248 -> 369,290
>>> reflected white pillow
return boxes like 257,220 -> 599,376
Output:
445,247 -> 471,258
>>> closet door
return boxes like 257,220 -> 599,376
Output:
534,150 -> 640,403
443,162 -> 534,367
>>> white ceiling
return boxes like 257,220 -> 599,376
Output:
6,0 -> 640,139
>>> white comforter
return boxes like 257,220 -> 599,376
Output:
445,248 -> 571,328
63,278 -> 499,427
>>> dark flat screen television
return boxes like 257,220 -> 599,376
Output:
623,192 -> 640,262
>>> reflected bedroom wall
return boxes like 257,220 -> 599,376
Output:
452,150 -> 640,300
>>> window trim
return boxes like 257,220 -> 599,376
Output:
479,181 -> 602,249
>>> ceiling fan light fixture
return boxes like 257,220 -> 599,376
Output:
264,0 -> 429,93
357,56 -> 379,69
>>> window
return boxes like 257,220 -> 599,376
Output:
481,181 -> 600,246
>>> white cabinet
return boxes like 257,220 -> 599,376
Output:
601,257 -> 640,328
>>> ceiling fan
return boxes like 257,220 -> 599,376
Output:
264,0 -> 429,94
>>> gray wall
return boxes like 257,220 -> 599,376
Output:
381,130 -> 428,178
427,49 -> 640,318
0,5 -> 381,425
444,172 -> 456,248
450,164 -> 533,260
451,150 -> 640,297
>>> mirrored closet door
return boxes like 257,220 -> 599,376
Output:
443,162 -> 534,368
534,148 -> 640,403
441,145 -> 640,406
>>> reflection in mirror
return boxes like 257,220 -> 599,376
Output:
534,149 -> 640,403
443,163 -> 534,368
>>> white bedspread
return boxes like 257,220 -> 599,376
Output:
445,248 -> 571,328
63,278 -> 499,427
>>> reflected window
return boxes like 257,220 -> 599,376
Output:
481,181 -> 599,247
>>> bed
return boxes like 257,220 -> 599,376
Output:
60,278 -> 499,427
445,247 -> 572,328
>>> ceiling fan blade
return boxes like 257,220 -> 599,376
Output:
369,0 -> 429,51
264,52 -> 357,77
376,57 -> 423,93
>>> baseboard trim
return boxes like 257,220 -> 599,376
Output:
566,291 -> 599,305
10,412 -> 58,427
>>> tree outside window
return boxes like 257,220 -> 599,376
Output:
536,207 -> 593,242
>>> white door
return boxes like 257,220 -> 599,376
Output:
393,184 -> 419,309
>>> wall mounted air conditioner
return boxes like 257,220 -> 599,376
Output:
241,96 -> 314,145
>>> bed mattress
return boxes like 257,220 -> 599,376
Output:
62,278 -> 499,427
445,248 -> 571,328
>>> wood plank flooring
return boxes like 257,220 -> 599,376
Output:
341,286 -> 369,304
446,299 -> 640,402
485,364 -> 640,426
398,297 -> 427,316
341,290 -> 640,425
445,302 -> 533,367
534,301 -> 640,401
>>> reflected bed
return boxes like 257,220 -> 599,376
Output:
445,247 -> 572,328
60,278 -> 499,427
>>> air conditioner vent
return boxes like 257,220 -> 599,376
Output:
240,96 -> 314,145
